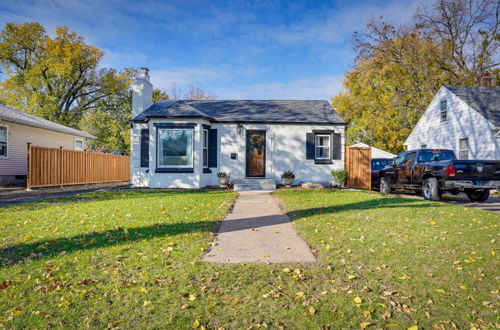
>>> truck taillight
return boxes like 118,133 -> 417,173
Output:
445,165 -> 456,177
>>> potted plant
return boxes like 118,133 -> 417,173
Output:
217,171 -> 231,187
331,169 -> 348,188
281,170 -> 296,187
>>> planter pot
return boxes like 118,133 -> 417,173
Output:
219,176 -> 229,186
332,179 -> 346,188
282,178 -> 293,187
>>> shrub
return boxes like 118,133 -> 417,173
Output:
331,169 -> 348,187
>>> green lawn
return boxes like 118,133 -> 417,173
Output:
0,189 -> 498,329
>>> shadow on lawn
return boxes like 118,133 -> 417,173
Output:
0,189 -> 228,210
1,196 -> 437,268
286,195 -> 441,220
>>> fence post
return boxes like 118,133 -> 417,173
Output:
59,146 -> 64,187
26,143 -> 32,190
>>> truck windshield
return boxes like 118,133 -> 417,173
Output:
372,159 -> 392,170
417,150 -> 456,162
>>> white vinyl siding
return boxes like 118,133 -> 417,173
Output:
0,121 -> 87,176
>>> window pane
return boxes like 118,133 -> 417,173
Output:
459,138 -> 469,149
421,144 -> 427,149
203,149 -> 208,167
440,100 -> 447,111
75,140 -> 84,150
459,150 -> 468,160
0,141 -> 6,157
0,126 -> 6,143
315,146 -> 330,159
158,129 -> 193,167
203,130 -> 208,148
315,135 -> 330,147
440,110 -> 447,122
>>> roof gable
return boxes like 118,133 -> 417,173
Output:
444,85 -> 500,126
0,105 -> 95,139
132,99 -> 346,124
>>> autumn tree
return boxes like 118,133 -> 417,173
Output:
0,22 -> 131,128
332,0 -> 499,153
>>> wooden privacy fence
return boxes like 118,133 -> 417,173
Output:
27,144 -> 130,189
345,145 -> 372,190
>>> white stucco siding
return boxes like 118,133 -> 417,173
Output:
405,87 -> 498,160
0,120 -> 87,176
131,120 -> 345,188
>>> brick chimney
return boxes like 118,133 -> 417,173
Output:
477,72 -> 492,87
132,68 -> 153,118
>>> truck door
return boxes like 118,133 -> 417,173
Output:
398,152 -> 416,187
387,154 -> 405,187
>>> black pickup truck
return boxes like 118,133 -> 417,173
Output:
378,149 -> 500,202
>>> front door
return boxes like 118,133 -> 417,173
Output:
246,130 -> 266,177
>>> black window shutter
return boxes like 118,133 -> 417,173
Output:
306,133 -> 315,159
208,129 -> 218,168
140,129 -> 149,167
332,133 -> 342,160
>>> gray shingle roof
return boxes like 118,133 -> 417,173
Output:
0,104 -> 95,139
132,100 -> 346,124
445,85 -> 500,126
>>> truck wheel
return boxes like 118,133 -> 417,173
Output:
379,178 -> 391,194
422,178 -> 441,201
466,190 -> 490,202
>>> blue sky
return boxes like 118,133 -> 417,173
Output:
0,0 -> 427,100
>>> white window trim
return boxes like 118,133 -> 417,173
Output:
157,128 -> 194,169
203,129 -> 208,167
315,134 -> 331,160
439,99 -> 447,123
0,123 -> 8,159
74,138 -> 84,151
458,137 -> 469,160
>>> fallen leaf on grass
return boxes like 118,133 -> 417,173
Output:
360,321 -> 371,329
193,320 -> 200,328
385,324 -> 399,328
407,326 -> 418,330
261,254 -> 270,258
0,281 -> 10,290
435,289 -> 446,294
309,307 -> 316,315
458,285 -> 467,290
188,294 -> 196,301
354,297 -> 362,304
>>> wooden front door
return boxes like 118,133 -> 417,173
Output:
246,130 -> 266,177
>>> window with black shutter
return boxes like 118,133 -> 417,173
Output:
306,130 -> 342,164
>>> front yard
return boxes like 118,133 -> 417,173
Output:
0,189 -> 498,328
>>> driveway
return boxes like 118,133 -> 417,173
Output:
398,192 -> 500,213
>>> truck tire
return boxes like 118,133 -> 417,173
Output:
466,190 -> 490,202
379,177 -> 391,194
422,177 -> 441,201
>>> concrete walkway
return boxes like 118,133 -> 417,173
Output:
203,191 -> 315,264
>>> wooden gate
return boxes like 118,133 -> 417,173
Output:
27,144 -> 130,189
345,145 -> 372,189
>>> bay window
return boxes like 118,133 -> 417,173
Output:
157,128 -> 194,168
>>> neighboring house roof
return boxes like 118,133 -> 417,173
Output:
132,100 -> 346,124
351,142 -> 396,158
0,104 -> 95,139
444,85 -> 500,126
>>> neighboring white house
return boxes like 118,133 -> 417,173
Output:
351,143 -> 396,159
129,69 -> 346,190
0,105 -> 95,185
404,85 -> 500,160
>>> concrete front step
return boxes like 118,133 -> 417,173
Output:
233,178 -> 277,192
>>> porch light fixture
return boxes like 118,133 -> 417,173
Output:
237,124 -> 244,135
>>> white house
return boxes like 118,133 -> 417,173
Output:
129,68 -> 346,190
0,105 -> 95,185
404,85 -> 500,160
